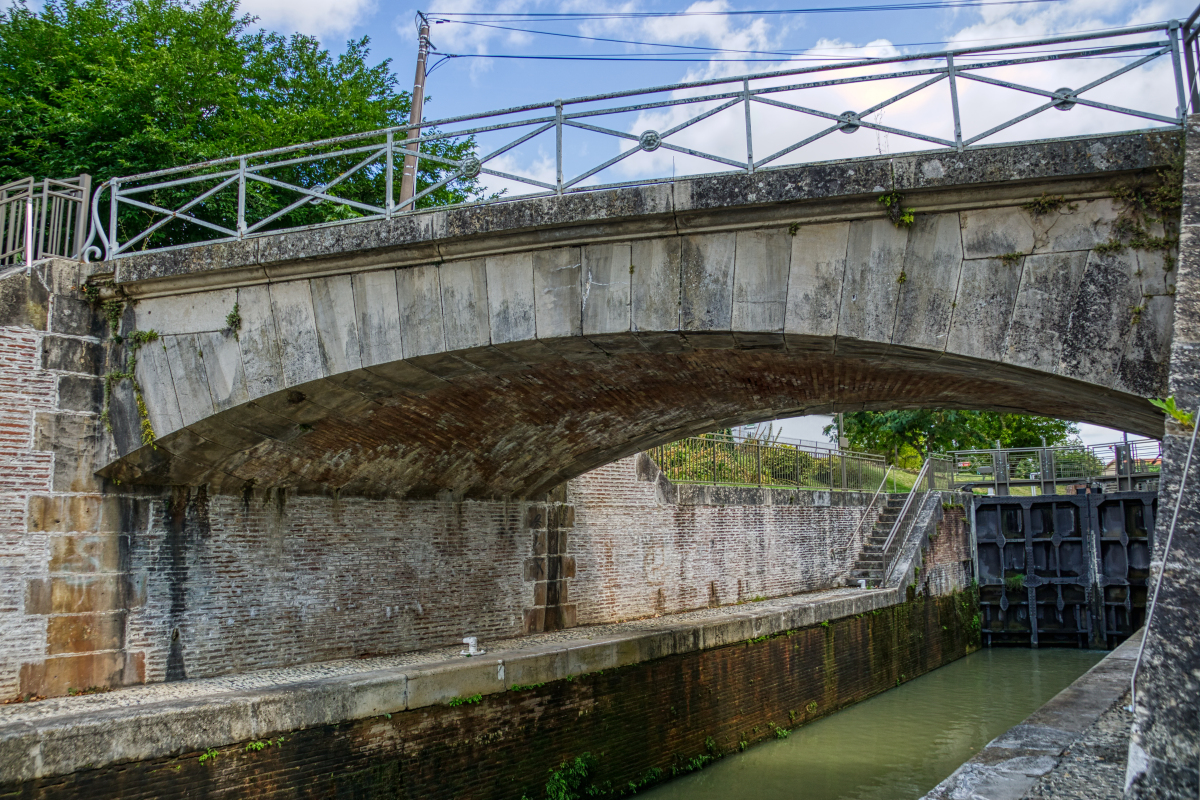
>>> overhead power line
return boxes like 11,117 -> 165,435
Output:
427,0 -> 1067,22
430,17 -> 1158,61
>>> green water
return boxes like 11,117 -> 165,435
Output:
640,648 -> 1105,800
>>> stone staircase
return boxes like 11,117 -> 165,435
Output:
846,494 -> 908,587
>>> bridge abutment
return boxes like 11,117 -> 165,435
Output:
1127,116 -> 1200,799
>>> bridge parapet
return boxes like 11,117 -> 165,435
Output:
79,19 -> 1190,265
80,134 -> 1179,499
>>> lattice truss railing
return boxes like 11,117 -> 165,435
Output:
84,19 -> 1195,262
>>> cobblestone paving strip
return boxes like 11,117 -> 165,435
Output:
1022,694 -> 1131,800
0,587 -> 863,725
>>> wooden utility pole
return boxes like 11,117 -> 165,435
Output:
398,14 -> 431,208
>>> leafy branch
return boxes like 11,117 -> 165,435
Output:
1150,397 -> 1195,431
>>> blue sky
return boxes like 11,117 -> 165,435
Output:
241,0 -> 1185,446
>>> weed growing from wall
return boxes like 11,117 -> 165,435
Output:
1097,156 -> 1183,269
877,191 -> 915,228
1021,194 -> 1077,217
99,328 -> 160,447
81,279 -> 160,447
225,302 -> 241,339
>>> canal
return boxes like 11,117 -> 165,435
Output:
641,647 -> 1105,800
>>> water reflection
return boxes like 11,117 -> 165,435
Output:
641,648 -> 1103,800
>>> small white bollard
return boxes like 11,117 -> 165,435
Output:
858,579 -> 868,589
460,636 -> 486,656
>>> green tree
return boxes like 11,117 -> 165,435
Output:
825,411 -> 1079,463
0,0 -> 483,248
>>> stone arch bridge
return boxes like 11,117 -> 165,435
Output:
96,131 -> 1179,499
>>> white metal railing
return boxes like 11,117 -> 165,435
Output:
0,176 -> 91,268
948,438 -> 1162,494
78,17 -> 1194,263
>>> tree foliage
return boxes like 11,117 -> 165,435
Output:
826,410 -> 1080,464
0,0 -> 484,246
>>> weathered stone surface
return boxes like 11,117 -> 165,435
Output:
961,206 -> 1035,259
396,264 -> 445,359
1003,251 -> 1089,373
133,288 -> 237,336
309,275 -> 361,375
486,253 -> 536,344
631,238 -> 680,333
235,284 -> 284,400
1058,249 -> 1141,387
785,221 -> 847,339
582,243 -> 630,336
162,335 -> 215,426
269,280 -> 324,387
680,233 -> 736,331
732,229 -> 790,333
946,257 -> 1023,362
439,258 -> 491,351
55,375 -> 102,414
352,269 -> 403,368
534,247 -> 583,340
838,219 -> 908,342
40,336 -> 100,374
893,212 -> 962,350
0,266 -> 48,331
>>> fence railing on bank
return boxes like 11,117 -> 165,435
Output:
0,176 -> 92,268
945,438 -> 1162,495
647,433 -> 887,493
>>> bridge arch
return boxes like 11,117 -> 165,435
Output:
100,134 -> 1176,498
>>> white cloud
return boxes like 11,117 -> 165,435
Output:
239,0 -> 376,38
444,0 -> 1190,197
479,151 -> 558,200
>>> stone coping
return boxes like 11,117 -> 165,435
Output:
921,629 -> 1142,800
0,585 -> 904,784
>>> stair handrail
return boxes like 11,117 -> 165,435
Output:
879,457 -> 951,586
840,464 -> 894,556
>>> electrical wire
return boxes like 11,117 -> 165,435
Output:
430,17 -> 1161,60
433,51 -> 1147,63
1130,412 -> 1200,713
429,0 -> 1067,21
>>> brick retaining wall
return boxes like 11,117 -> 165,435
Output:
1,586 -> 979,800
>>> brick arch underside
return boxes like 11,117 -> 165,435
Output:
100,333 -> 1162,499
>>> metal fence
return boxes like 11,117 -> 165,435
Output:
0,176 -> 92,267
947,439 -> 1162,495
78,16 -> 1196,262
648,433 -> 887,492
